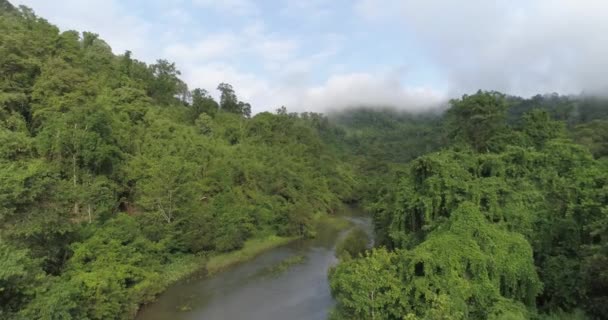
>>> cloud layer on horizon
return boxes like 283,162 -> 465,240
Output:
12,0 -> 608,113
356,0 -> 608,97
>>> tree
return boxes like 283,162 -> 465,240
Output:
0,5 -> 362,318
128,154 -> 200,224
521,109 -> 566,148
30,57 -> 93,126
217,82 -> 251,117
55,30 -> 82,63
238,101 -> 252,118
0,0 -> 16,12
329,248 -> 404,320
217,82 -> 239,113
330,203 -> 541,320
446,91 -> 508,152
148,59 -> 186,105
573,120 -> 608,158
0,241 -> 43,317
335,227 -> 370,259
190,88 -> 218,119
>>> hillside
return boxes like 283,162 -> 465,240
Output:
1,2 -> 607,320
0,4 -> 355,319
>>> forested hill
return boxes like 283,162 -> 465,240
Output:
0,4 -> 356,319
328,93 -> 608,320
1,2 -> 607,320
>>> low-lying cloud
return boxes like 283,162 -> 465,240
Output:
285,72 -> 446,113
12,0 -> 608,114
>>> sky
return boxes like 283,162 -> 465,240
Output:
12,0 -> 608,114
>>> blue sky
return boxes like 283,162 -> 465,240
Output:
13,0 -> 608,113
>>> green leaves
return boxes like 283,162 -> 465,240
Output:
0,5 -> 361,318
329,248 -> 404,320
335,227 -> 370,259
331,93 -> 608,319
4,2 -> 606,319
0,242 -> 42,317
446,91 -> 509,152
217,82 -> 252,117
330,203 -> 541,320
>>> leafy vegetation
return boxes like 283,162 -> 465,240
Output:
0,3 -> 355,319
328,92 -> 608,320
335,227 -> 370,259
206,236 -> 297,275
1,2 -> 607,320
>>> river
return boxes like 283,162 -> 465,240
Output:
136,208 -> 372,320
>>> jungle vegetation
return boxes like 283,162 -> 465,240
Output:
0,1 -> 606,319
328,93 -> 608,320
0,3 -> 355,319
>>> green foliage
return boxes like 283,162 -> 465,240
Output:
0,241 -> 43,318
336,227 -> 370,259
331,204 -> 541,319
190,88 -> 218,119
329,91 -> 607,320
330,108 -> 443,164
147,59 -> 186,105
573,120 -> 608,158
520,109 -> 566,148
0,3 -> 356,318
1,3 -> 607,320
20,214 -> 168,320
446,91 -> 509,152
217,82 -> 251,117
329,248 -> 404,320
398,203 -> 540,318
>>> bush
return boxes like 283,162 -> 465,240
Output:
335,227 -> 370,259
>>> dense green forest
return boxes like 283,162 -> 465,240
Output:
1,1 -> 607,320
328,93 -> 608,320
0,3 -> 356,319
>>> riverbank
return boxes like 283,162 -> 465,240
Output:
134,212 -> 354,318
160,213 -> 353,283
206,235 -> 298,275
132,235 -> 297,317
135,208 -> 368,320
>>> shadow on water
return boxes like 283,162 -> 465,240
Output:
135,206 -> 371,320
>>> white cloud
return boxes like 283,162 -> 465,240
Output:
12,0 -> 454,113
14,0 -> 608,113
192,0 -> 258,16
280,0 -> 332,20
180,63 -> 277,113
355,0 -> 608,97
164,33 -> 240,62
179,63 -> 446,115
286,71 -> 446,113
164,22 -> 299,67
253,39 -> 299,62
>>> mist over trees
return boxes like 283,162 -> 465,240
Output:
1,1 -> 607,320
328,92 -> 608,320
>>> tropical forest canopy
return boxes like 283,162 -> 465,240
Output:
0,1 -> 606,320
329,95 -> 608,320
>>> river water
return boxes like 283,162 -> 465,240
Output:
136,209 -> 371,320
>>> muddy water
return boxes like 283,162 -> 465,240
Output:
136,209 -> 371,320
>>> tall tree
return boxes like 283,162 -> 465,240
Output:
217,82 -> 239,114
446,91 -> 508,152
148,59 -> 187,105
190,88 -> 218,119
